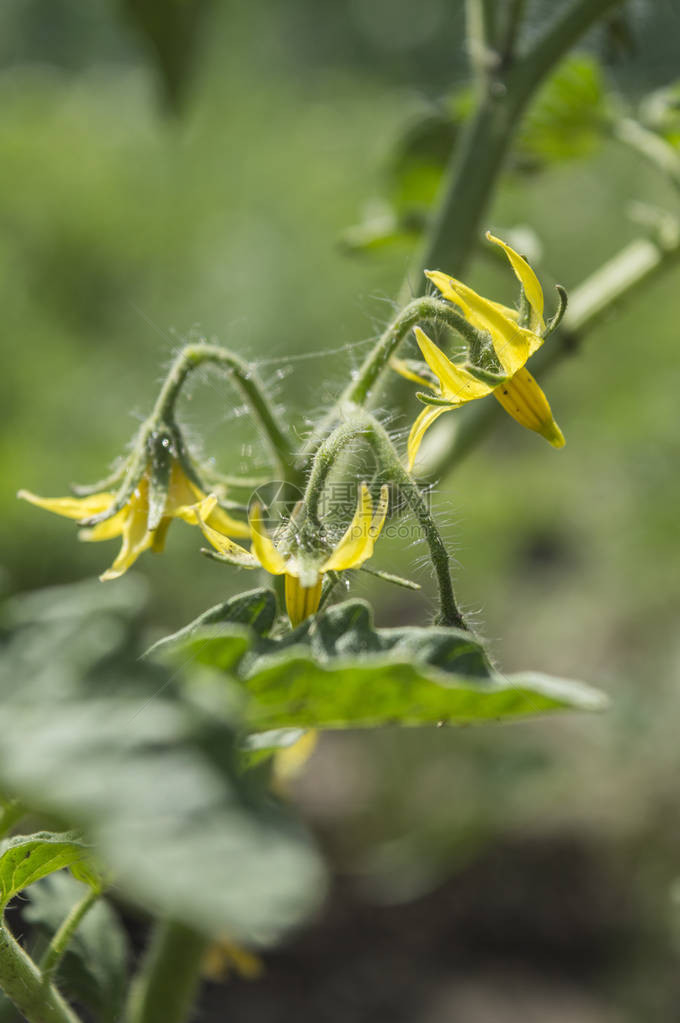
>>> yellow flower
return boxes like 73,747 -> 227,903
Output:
197,483 -> 389,626
394,231 -> 565,470
18,460 -> 250,581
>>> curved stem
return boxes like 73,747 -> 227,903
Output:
39,889 -> 99,983
304,409 -> 467,629
126,920 -> 209,1023
153,344 -> 298,485
0,923 -> 80,1023
300,297 -> 480,462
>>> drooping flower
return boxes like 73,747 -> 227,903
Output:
18,455 -> 250,581
393,231 -> 565,470
197,483 -> 389,626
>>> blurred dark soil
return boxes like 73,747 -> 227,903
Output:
201,834 -> 647,1023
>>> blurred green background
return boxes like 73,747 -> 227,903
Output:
2,1 -> 680,1019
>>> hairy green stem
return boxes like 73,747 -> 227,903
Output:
126,920 -> 209,1023
39,889 -> 99,983
0,924 -> 80,1023
300,297 -> 480,462
153,344 -> 298,484
304,409 -> 466,628
422,231 -> 680,480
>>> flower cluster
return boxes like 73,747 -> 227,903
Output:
393,231 -> 565,469
197,483 -> 389,625
17,229 -> 564,629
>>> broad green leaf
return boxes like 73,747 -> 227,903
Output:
169,599 -> 607,734
0,580 -> 325,944
145,587 -> 277,661
515,55 -> 608,169
122,0 -> 214,111
387,100 -> 467,212
24,873 -> 128,1023
0,832 -> 97,909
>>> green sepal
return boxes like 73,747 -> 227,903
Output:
518,287 -> 532,329
77,438 -> 147,528
146,427 -> 174,531
464,363 -> 508,386
359,565 -> 421,591
70,459 -> 128,497
544,284 -> 569,337
200,547 -> 259,569
415,391 -> 456,408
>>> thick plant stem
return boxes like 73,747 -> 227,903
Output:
153,344 -> 298,484
126,921 -> 209,1023
300,297 -> 480,461
304,409 -> 466,629
404,0 -> 625,294
39,889 -> 99,982
0,924 -> 80,1023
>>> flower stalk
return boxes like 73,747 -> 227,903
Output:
39,888 -> 100,983
303,408 -> 467,629
300,296 -> 484,461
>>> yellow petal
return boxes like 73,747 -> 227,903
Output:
486,231 -> 545,332
165,460 -> 199,511
425,270 -> 473,317
285,573 -> 323,626
413,327 -> 492,403
249,502 -> 287,575
273,730 -> 318,787
425,272 -> 540,376
202,939 -> 263,983
195,496 -> 257,565
390,357 -> 434,389
369,483 -> 389,541
150,516 -> 172,553
17,490 -> 116,521
165,462 -> 251,538
406,403 -> 450,471
100,482 -> 153,580
174,499 -> 251,539
78,505 -> 128,542
493,366 -> 565,447
321,483 -> 373,572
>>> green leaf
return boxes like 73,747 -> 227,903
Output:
0,832 -> 96,909
0,580 -> 325,944
24,873 -> 129,1023
639,80 -> 680,148
515,55 -> 608,170
145,587 -> 277,661
341,94 -> 470,253
169,599 -> 608,734
122,0 -> 214,111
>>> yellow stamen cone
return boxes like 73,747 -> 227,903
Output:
493,367 -> 564,447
